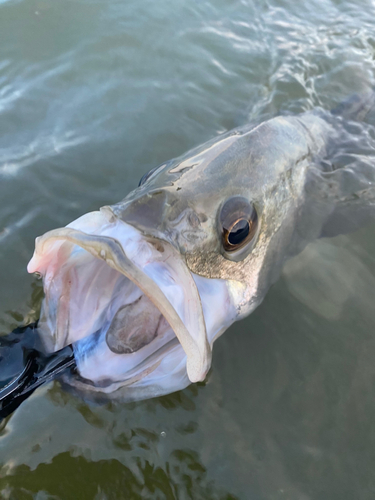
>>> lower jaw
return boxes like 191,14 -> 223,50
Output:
36,270 -> 237,399
60,349 -> 191,404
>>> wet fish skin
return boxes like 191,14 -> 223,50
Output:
25,94 -> 375,401
111,111 -> 334,317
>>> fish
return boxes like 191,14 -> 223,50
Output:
3,91 -> 375,409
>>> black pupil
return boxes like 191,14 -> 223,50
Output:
228,219 -> 250,245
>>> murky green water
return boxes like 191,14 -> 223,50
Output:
1,0 -> 375,498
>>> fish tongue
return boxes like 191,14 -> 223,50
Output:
28,222 -> 211,383
105,295 -> 161,354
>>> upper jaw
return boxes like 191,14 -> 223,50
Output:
27,206 -> 213,385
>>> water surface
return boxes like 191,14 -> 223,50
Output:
1,0 -> 375,498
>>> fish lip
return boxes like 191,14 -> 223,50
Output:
27,213 -> 211,383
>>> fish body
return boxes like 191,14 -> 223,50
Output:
25,98 -> 375,402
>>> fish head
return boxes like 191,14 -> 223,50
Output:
27,118 -> 312,401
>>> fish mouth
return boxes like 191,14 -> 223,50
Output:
27,207 -> 213,389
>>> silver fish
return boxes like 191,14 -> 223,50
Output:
27,93 -> 375,401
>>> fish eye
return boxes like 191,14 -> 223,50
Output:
219,197 -> 259,261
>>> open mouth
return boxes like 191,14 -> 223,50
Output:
27,207 -> 219,395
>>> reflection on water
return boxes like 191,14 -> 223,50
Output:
0,383 -> 239,500
1,450 -> 237,500
1,0 -> 375,497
